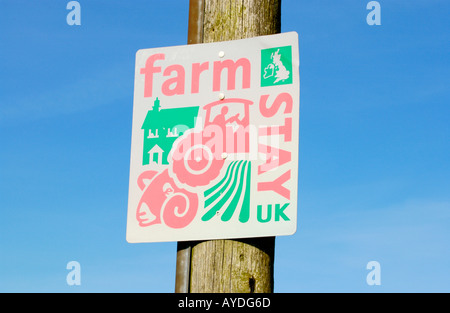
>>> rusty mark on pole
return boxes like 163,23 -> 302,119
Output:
187,0 -> 205,45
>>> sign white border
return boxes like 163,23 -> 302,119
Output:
127,32 -> 300,243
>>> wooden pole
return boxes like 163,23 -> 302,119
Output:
175,0 -> 281,293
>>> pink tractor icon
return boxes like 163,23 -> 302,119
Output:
170,97 -> 253,188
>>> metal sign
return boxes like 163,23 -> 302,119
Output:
127,32 -> 299,243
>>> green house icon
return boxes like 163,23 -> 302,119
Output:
141,97 -> 199,166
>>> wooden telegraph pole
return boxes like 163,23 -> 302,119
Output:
175,0 -> 281,293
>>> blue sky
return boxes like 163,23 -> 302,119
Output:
0,0 -> 448,292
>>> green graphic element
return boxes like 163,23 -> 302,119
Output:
261,45 -> 293,87
257,204 -> 272,223
202,160 -> 251,223
257,203 -> 290,223
141,97 -> 198,166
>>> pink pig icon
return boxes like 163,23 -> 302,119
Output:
136,169 -> 198,229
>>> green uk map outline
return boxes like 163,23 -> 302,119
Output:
261,45 -> 293,87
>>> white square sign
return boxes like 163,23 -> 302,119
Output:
127,32 -> 299,243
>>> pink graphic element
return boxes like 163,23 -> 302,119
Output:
259,93 -> 293,118
140,53 -> 165,98
258,144 -> 291,174
162,64 -> 185,96
257,170 -> 291,200
170,98 -> 253,187
191,62 -> 209,94
136,169 -> 198,228
259,117 -> 292,142
204,98 -> 253,154
212,58 -> 251,91
171,132 -> 225,187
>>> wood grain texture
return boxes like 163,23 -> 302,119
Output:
201,0 -> 281,42
190,238 -> 275,293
